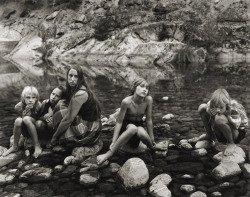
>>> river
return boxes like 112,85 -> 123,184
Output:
1,41 -> 250,149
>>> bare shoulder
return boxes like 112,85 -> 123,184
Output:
145,95 -> 153,103
121,96 -> 133,106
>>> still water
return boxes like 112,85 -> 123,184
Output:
1,41 -> 250,148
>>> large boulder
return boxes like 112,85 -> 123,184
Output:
116,157 -> 149,191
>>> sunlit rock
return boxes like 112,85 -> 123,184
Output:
54,165 -> 65,173
180,142 -> 193,151
149,182 -> 171,197
0,24 -> 22,41
64,156 -> 75,166
179,139 -> 188,144
23,163 -> 40,171
213,146 -> 245,164
162,96 -> 169,101
150,173 -> 172,186
19,167 -> 53,182
212,161 -> 241,180
190,191 -> 207,197
0,173 -> 16,186
191,148 -> 207,157
7,34 -> 44,77
195,140 -> 215,149
180,184 -> 196,193
0,151 -> 23,168
162,114 -> 174,121
79,170 -> 100,186
117,157 -> 149,191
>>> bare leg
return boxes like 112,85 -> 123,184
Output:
35,120 -> 46,133
214,114 -> 237,156
197,104 -> 216,141
137,127 -> 154,149
97,125 -> 138,165
23,116 -> 42,158
3,117 -> 22,156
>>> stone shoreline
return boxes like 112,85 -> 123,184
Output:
1,118 -> 250,197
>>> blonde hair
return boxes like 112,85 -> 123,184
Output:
21,86 -> 39,108
210,88 -> 230,108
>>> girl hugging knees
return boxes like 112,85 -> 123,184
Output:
3,86 -> 42,158
194,88 -> 248,156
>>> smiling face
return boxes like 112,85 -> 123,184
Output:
67,69 -> 79,88
135,81 -> 149,97
50,88 -> 63,104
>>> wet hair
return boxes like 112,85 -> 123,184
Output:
210,88 -> 231,108
128,77 -> 150,96
21,86 -> 40,111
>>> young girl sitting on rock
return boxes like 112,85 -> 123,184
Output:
193,88 -> 248,156
97,77 -> 167,165
3,86 -> 42,158
35,86 -> 65,141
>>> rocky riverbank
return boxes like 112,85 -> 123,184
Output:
1,113 -> 250,197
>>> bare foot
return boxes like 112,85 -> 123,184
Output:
224,144 -> 236,156
3,146 -> 18,157
33,145 -> 42,158
97,150 -> 113,165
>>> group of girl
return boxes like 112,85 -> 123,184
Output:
3,65 -> 250,164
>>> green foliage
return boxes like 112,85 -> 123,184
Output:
94,16 -> 120,41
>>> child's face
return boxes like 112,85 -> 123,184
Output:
68,69 -> 78,88
135,81 -> 149,97
50,88 -> 62,104
212,103 -> 227,115
24,93 -> 37,108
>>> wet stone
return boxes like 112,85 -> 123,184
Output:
117,158 -> 149,191
19,167 -> 53,182
79,170 -> 100,186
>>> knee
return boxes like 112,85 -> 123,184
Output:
198,103 -> 207,114
14,117 -> 23,126
127,125 -> 138,135
23,116 -> 32,125
215,114 -> 228,125
35,120 -> 44,130
137,128 -> 147,138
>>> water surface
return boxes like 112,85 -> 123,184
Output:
1,41 -> 250,148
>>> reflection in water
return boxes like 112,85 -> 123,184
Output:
1,43 -> 250,148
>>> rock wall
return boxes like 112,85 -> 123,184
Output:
0,0 -> 249,81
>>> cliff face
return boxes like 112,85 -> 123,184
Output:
0,0 -> 249,82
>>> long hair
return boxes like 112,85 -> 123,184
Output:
210,88 -> 231,109
65,65 -> 101,112
21,86 -> 40,111
128,77 -> 150,96
65,65 -> 90,100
